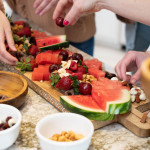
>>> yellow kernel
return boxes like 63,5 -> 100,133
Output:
58,136 -> 66,142
61,131 -> 67,136
75,134 -> 84,140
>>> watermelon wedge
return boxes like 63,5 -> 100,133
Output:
88,68 -> 105,79
84,59 -> 102,70
91,79 -> 131,114
36,50 -> 62,65
32,30 -> 49,38
36,35 -> 69,50
60,95 -> 115,121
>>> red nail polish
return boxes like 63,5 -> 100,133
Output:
64,20 -> 69,26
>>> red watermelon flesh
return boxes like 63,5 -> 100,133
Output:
32,30 -> 48,38
36,36 -> 65,47
32,72 -> 44,81
69,95 -> 101,110
51,50 -> 62,64
92,89 -> 123,110
91,78 -> 129,110
88,68 -> 105,79
84,59 -> 102,70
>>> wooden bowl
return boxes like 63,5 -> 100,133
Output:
0,71 -> 28,108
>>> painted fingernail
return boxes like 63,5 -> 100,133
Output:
63,20 -> 69,26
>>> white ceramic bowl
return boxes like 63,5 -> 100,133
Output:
36,113 -> 94,150
0,104 -> 22,150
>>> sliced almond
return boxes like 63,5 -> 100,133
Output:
140,110 -> 150,123
135,93 -> 140,103
121,81 -> 128,86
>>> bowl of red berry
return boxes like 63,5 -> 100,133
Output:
0,104 -> 22,150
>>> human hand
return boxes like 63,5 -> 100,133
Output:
115,51 -> 150,84
0,11 -> 17,65
53,0 -> 104,26
33,0 -> 59,16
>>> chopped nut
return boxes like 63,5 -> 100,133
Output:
121,81 -> 128,86
49,131 -> 84,142
135,93 -> 140,103
140,111 -> 150,123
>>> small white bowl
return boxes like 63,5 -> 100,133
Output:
36,113 -> 94,150
0,104 -> 22,150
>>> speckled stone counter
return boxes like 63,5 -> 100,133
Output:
0,13 -> 150,150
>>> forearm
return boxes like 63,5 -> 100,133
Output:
99,0 -> 150,26
0,0 -> 5,13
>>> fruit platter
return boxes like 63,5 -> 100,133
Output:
1,18 -> 150,138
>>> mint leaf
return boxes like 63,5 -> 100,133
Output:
13,35 -> 20,42
49,73 -> 60,87
83,65 -> 88,72
25,58 -> 31,63
23,43 -> 29,51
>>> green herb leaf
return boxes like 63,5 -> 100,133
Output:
79,60 -> 82,66
13,35 -> 20,42
83,65 -> 88,72
25,58 -> 31,63
49,73 -> 60,87
23,43 -> 29,51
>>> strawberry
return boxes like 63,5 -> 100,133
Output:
76,66 -> 87,74
70,61 -> 77,71
72,72 -> 83,80
66,69 -> 73,74
14,21 -> 29,27
28,45 -> 39,56
56,76 -> 72,91
17,27 -> 31,37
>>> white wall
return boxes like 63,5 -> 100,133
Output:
95,10 -> 125,49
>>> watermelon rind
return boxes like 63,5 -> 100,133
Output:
40,41 -> 69,51
60,96 -> 115,121
106,89 -> 131,114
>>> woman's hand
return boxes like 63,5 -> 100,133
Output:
0,11 -> 17,65
53,0 -> 104,26
33,0 -> 59,16
115,51 -> 150,84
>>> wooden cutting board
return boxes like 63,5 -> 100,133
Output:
2,45 -> 150,138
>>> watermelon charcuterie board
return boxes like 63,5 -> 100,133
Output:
2,20 -> 150,138
2,45 -> 150,138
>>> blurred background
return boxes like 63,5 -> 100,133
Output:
3,0 -> 126,69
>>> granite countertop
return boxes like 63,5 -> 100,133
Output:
0,13 -> 150,150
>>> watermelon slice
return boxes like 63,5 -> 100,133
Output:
36,50 -> 62,65
60,88 -> 130,121
36,35 -> 69,50
84,59 -> 102,70
32,30 -> 48,38
88,68 -> 105,79
32,72 -> 44,81
91,79 -> 131,114
60,95 -> 115,121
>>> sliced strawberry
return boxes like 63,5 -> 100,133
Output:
17,27 -> 31,37
66,69 -> 73,74
70,61 -> 77,71
28,45 -> 39,56
56,76 -> 72,91
76,66 -> 87,74
72,72 -> 83,80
